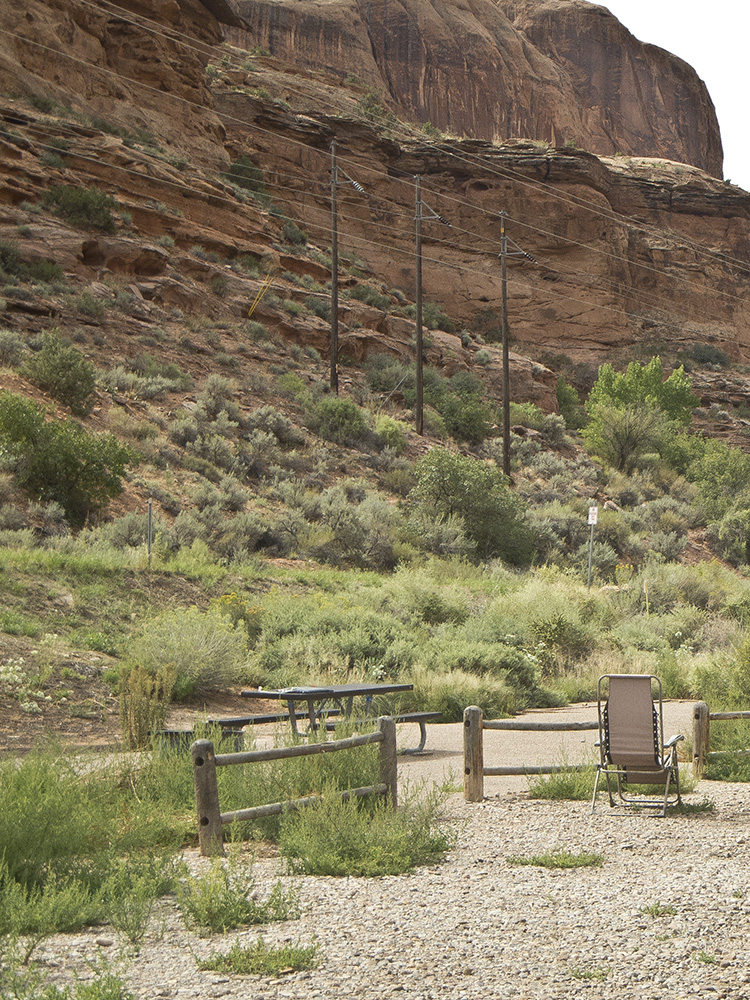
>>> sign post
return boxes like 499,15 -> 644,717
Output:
586,505 -> 598,590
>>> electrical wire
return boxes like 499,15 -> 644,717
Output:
2,13 -> 749,326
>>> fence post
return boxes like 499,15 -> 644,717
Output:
463,705 -> 484,802
191,739 -> 225,857
692,701 -> 709,778
377,716 -> 398,810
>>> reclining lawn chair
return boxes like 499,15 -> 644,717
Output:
592,674 -> 684,817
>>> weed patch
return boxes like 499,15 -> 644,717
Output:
196,938 -> 318,976
506,849 -> 604,869
177,858 -> 300,936
279,783 -> 454,876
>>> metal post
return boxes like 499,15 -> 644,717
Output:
586,503 -> 597,590
330,141 -> 339,394
500,211 -> 510,476
415,175 -> 423,436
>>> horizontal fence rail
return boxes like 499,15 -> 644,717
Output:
192,716 -> 397,856
463,705 -> 597,801
692,702 -> 750,775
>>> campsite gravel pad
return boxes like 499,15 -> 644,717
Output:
38,776 -> 750,1000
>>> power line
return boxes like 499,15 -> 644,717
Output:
2,21 -> 748,342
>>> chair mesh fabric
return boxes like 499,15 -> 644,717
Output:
605,675 -> 660,770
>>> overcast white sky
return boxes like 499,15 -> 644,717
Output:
602,1 -> 750,190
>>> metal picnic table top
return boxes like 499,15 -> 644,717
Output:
240,682 -> 414,733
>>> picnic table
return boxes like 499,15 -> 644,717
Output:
207,682 -> 441,753
239,682 -> 415,733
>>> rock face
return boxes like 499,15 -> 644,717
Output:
0,0 -> 747,385
228,0 -> 722,176
0,0 -> 236,167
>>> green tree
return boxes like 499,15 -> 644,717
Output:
0,392 -> 135,526
586,357 -> 698,424
582,402 -> 669,474
409,448 -> 533,563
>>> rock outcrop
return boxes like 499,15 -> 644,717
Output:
0,0 -> 746,383
228,0 -> 722,176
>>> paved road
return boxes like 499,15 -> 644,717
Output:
398,699 -> 696,793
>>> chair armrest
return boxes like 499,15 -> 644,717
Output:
664,734 -> 685,748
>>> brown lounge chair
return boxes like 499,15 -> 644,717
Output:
591,674 -> 684,817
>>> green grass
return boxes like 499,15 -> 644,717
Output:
196,938 -> 318,976
527,766 -> 596,800
506,849 -> 604,869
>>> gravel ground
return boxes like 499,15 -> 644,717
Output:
35,702 -> 750,999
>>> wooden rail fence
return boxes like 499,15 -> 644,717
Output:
692,702 -> 750,776
463,705 -> 597,802
191,716 -> 397,856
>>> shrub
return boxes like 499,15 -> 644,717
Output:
42,184 -> 118,233
245,405 -> 302,446
127,606 -> 247,698
196,939 -> 317,977
0,329 -> 25,367
309,396 -> 369,444
119,663 -> 176,750
278,785 -> 454,876
223,155 -> 266,193
556,377 -> 587,429
409,448 -> 534,563
508,400 -> 545,430
440,396 -> 493,444
305,294 -> 331,320
22,330 -> 96,416
404,299 -> 455,332
374,414 -> 407,454
349,284 -> 391,311
282,219 -> 307,245
177,858 -> 299,935
0,392 -> 134,526
583,402 -> 669,474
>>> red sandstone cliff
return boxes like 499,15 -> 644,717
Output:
228,0 -> 722,176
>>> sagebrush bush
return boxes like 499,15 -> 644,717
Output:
0,329 -> 25,367
42,184 -> 118,232
245,404 -> 302,445
23,330 -> 96,416
127,606 -> 248,698
308,395 -> 369,445
374,414 -> 407,454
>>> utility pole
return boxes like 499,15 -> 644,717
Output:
330,142 -> 365,394
330,141 -> 339,393
498,210 -> 537,477
500,211 -> 510,476
414,177 -> 450,435
415,175 -> 424,435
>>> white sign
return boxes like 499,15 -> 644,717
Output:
588,506 -> 598,526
